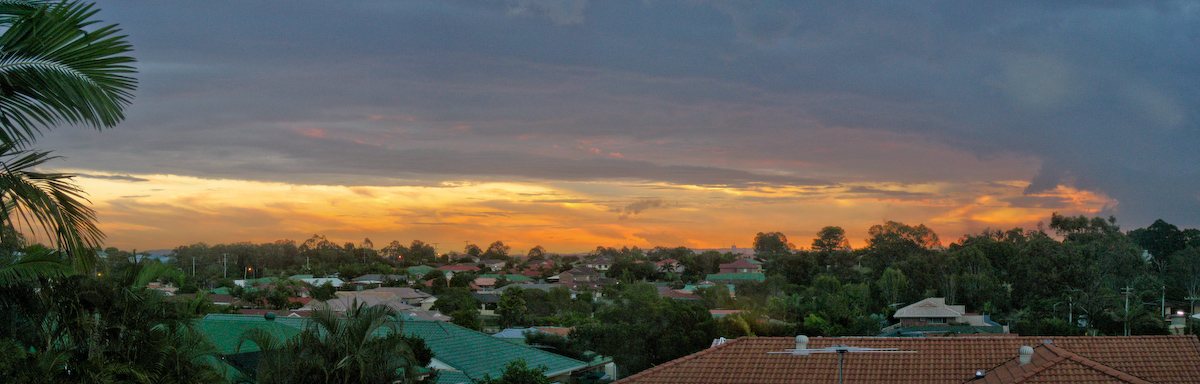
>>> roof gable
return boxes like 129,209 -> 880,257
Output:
894,297 -> 963,318
719,258 -> 760,270
977,344 -> 1153,384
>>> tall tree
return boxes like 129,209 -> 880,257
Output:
753,232 -> 793,257
483,240 -> 510,259
812,226 -> 851,252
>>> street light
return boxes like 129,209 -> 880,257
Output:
245,267 -> 252,280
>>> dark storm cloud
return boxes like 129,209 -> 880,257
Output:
618,198 -> 670,220
77,173 -> 149,182
42,1 -> 1200,228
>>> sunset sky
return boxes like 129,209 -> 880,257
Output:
36,1 -> 1200,253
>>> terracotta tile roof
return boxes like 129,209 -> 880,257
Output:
438,264 -> 480,271
976,343 -> 1153,383
719,258 -> 761,270
613,336 -> 1200,384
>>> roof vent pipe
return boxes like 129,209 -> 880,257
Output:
1018,346 -> 1034,365
795,335 -> 810,355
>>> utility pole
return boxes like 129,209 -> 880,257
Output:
192,256 -> 196,276
1187,295 -> 1199,335
222,253 -> 228,279
1122,286 -> 1134,336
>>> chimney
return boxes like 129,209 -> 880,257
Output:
794,335 -> 810,355
1018,346 -> 1034,365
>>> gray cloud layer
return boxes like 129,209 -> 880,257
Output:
39,0 -> 1200,228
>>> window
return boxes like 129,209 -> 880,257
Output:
929,317 -> 946,324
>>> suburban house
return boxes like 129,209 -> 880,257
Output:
558,266 -> 601,285
479,259 -> 507,271
349,273 -> 408,286
891,297 -> 1005,332
613,335 -> 1200,384
585,257 -> 614,272
718,258 -> 762,274
336,287 -> 432,305
407,265 -> 436,278
290,275 -> 344,288
307,295 -> 451,322
436,264 -> 480,279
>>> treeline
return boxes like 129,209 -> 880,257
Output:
726,214 -> 1199,337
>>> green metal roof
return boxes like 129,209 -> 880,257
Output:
207,287 -> 232,295
403,320 -> 590,383
197,313 -> 593,384
431,370 -> 473,384
704,272 -> 766,281
407,265 -> 436,275
480,273 -> 533,282
195,315 -> 304,354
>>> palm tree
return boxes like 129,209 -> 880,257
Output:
0,0 -> 136,146
240,304 -> 421,384
0,0 -> 136,264
0,145 -> 101,265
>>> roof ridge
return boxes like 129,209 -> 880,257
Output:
614,337 -> 744,383
1007,351 -> 1069,383
1049,344 -> 1154,384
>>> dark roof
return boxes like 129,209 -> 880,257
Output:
564,266 -> 598,275
718,258 -> 760,270
614,336 -> 1200,384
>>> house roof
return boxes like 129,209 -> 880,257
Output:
895,297 -> 965,318
308,295 -> 451,322
473,277 -> 497,287
403,320 -> 592,383
719,258 -> 760,270
351,287 -> 433,300
194,315 -> 304,355
703,272 -> 765,281
564,266 -> 598,275
494,283 -> 567,293
407,265 -> 436,275
613,336 -> 1200,384
437,264 -> 480,272
351,274 -> 407,282
976,343 -> 1153,384
480,273 -> 534,282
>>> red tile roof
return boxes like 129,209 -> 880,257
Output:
977,343 -> 1153,383
614,336 -> 1200,384
719,258 -> 760,270
438,264 -> 480,271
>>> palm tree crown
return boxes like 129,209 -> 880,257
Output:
0,0 -> 136,146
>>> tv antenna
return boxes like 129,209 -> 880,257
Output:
769,339 -> 916,384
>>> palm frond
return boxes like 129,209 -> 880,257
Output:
0,0 -> 136,146
0,144 -> 102,269
0,245 -> 69,284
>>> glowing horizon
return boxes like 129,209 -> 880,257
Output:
66,171 -> 1114,254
